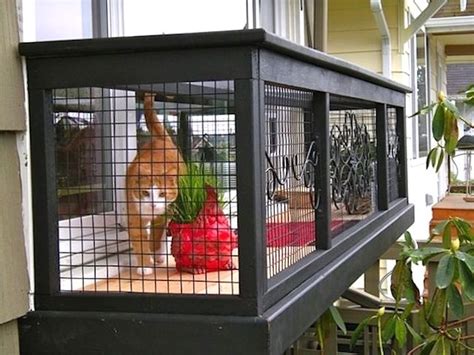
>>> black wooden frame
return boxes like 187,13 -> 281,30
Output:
19,29 -> 414,354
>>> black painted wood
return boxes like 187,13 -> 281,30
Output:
259,50 -> 406,107
314,92 -> 331,249
18,203 -> 414,355
396,107 -> 408,198
376,104 -> 389,210
19,29 -> 410,94
263,198 -> 412,310
234,78 -> 267,311
34,294 -> 257,316
24,47 -> 256,89
29,89 -> 59,296
266,203 -> 414,355
19,28 -> 413,354
18,310 -> 270,355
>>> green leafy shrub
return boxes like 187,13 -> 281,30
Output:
350,85 -> 474,354
412,85 -> 474,172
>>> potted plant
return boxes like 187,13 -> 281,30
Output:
169,163 -> 237,274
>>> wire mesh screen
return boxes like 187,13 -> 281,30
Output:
387,107 -> 401,202
54,82 -> 239,295
329,97 -> 378,238
264,83 -> 317,278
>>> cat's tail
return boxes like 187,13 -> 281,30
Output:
143,93 -> 167,137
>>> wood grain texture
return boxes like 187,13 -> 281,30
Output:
430,194 -> 474,239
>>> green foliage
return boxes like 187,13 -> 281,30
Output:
432,104 -> 445,141
395,317 -> 407,347
350,316 -> 374,350
427,288 -> 447,328
435,254 -> 455,289
458,259 -> 474,301
328,305 -> 347,335
351,217 -> 474,354
431,336 -> 452,355
415,87 -> 474,172
313,305 -> 346,352
465,84 -> 474,106
446,284 -> 464,319
171,163 -> 220,223
348,87 -> 474,354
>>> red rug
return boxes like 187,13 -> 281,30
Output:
266,220 -> 345,247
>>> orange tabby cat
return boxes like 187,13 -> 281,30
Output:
126,93 -> 186,275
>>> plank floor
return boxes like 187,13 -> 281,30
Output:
82,247 -> 316,295
77,205 -> 366,295
83,252 -> 240,295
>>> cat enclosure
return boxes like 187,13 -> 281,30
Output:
19,30 -> 414,355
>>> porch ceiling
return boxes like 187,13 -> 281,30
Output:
426,16 -> 474,56
426,16 -> 474,34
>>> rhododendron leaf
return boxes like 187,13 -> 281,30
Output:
447,284 -> 464,319
427,288 -> 447,327
436,255 -> 455,289
458,260 -> 474,301
395,317 -> 407,347
432,104 -> 445,141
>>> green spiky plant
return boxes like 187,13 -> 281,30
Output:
349,85 -> 474,354
171,162 -> 222,224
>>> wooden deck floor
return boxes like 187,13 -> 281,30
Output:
432,193 -> 474,220
83,259 -> 240,295
430,193 -> 474,238
81,246 -> 315,295
74,204 -> 367,295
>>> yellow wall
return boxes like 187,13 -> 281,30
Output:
327,0 -> 449,243
328,0 -> 407,82
327,0 -> 450,92
328,0 -> 448,112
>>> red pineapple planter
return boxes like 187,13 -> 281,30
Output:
169,186 -> 238,274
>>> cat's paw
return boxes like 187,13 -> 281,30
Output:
136,267 -> 153,276
154,255 -> 165,265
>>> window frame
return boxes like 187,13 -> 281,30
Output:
410,29 -> 430,160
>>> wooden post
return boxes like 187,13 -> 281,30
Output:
313,0 -> 328,52
364,260 -> 381,297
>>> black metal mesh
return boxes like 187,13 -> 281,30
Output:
329,97 -> 378,237
387,106 -> 401,202
264,83 -> 317,278
54,82 -> 239,295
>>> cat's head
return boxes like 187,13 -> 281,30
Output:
130,176 -> 178,216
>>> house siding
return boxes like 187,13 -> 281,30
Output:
0,0 -> 26,131
434,0 -> 474,17
0,321 -> 20,355
447,63 -> 474,95
328,0 -> 451,241
328,0 -> 404,77
0,0 -> 30,353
